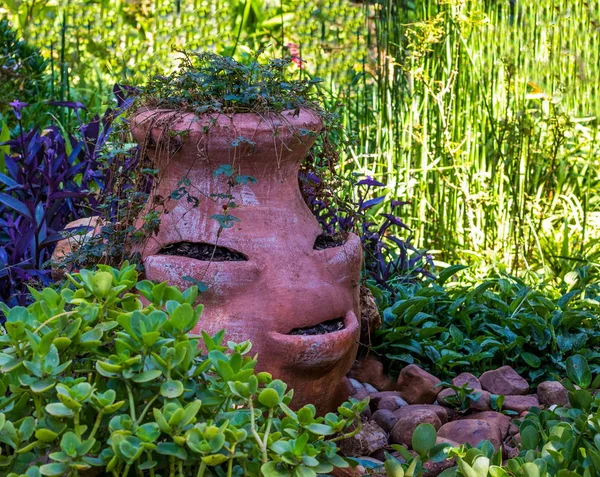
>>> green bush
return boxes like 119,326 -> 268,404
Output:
373,265 -> 600,382
0,263 -> 366,476
0,19 -> 49,124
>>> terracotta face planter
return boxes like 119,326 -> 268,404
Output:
130,108 -> 361,412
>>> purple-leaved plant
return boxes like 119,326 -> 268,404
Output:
0,86 -> 136,306
301,173 -> 433,286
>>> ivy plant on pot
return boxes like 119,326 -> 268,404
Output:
129,52 -> 363,413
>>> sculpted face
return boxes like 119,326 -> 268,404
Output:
131,108 -> 361,412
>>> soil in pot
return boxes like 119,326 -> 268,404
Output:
289,317 -> 345,336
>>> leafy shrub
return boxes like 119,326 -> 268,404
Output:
0,20 -> 49,123
0,93 -> 140,306
374,265 -> 600,382
0,263 -> 365,476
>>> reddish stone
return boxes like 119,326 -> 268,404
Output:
537,381 -> 569,407
437,419 -> 503,449
394,404 -> 449,424
339,420 -> 388,457
479,366 -> 529,395
503,395 -> 540,414
349,356 -> 395,392
396,365 -> 441,404
423,457 -> 456,477
52,216 -> 103,278
131,109 -> 361,413
470,390 -> 492,411
461,411 -> 512,437
391,408 -> 443,446
436,436 -> 459,447
436,388 -> 456,406
371,409 -> 398,433
369,391 -> 408,412
452,372 -> 482,390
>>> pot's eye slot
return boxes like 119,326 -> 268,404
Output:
287,317 -> 345,336
313,232 -> 347,250
158,242 -> 248,261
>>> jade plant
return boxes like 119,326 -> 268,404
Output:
0,263 -> 366,476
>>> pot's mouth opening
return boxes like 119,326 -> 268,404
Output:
287,316 -> 345,336
158,241 -> 248,261
313,232 -> 348,250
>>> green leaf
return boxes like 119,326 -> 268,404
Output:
161,380 -> 184,398
385,458 -> 405,477
91,271 -> 113,298
258,388 -> 280,408
39,463 -> 69,476
261,461 -> 293,477
156,442 -> 188,460
521,426 -> 540,450
521,352 -> 541,368
566,355 -> 592,388
132,369 -> 162,383
521,463 -> 541,477
412,423 -> 437,455
60,432 -> 80,458
202,454 -> 230,466
45,403 -> 74,418
36,429 -> 59,443
305,423 -> 335,435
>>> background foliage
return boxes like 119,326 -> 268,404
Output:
2,0 -> 600,277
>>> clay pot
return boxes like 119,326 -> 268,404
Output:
130,108 -> 362,412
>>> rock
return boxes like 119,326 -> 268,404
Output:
349,356 -> 395,392
369,391 -> 409,412
437,419 -> 503,449
537,381 -> 569,407
390,408 -> 442,446
379,396 -> 409,412
338,420 -> 389,457
503,443 -> 519,460
396,365 -> 441,404
436,436 -> 460,447
462,411 -> 512,437
508,423 -> 519,436
479,366 -> 529,395
351,388 -> 370,402
349,378 -> 365,395
436,388 -> 456,406
360,286 -> 382,346
330,465 -> 367,477
394,405 -> 449,424
361,405 -> 372,421
452,372 -> 482,390
470,390 -> 492,411
51,216 -> 103,278
423,457 -> 456,477
371,410 -> 398,433
364,383 -> 379,393
502,395 -> 540,414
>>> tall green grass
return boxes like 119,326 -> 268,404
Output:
3,0 -> 365,112
342,0 -> 600,277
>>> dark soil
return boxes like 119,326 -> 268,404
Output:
159,242 -> 247,261
288,317 -> 345,336
313,232 -> 347,250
